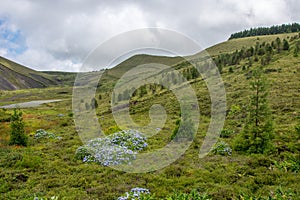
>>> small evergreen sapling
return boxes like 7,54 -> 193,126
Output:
9,108 -> 28,146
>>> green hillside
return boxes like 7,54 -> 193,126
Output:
107,54 -> 183,78
0,56 -> 78,90
206,32 -> 299,56
0,31 -> 299,199
0,56 -> 58,90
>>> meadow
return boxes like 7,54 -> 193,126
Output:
0,32 -> 299,199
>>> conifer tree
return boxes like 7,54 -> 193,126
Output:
9,108 -> 28,146
283,39 -> 290,51
234,67 -> 274,154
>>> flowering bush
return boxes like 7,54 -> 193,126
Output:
108,130 -> 148,151
212,141 -> 232,156
117,189 -> 212,200
75,130 -> 147,166
34,129 -> 61,140
118,188 -> 151,200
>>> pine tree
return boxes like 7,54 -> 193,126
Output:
275,37 -> 281,53
91,97 -> 98,109
234,67 -> 274,154
282,39 -> 290,50
9,109 -> 28,146
293,41 -> 300,57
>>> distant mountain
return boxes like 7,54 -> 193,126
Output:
0,56 -> 77,90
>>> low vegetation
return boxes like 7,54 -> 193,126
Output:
0,28 -> 299,199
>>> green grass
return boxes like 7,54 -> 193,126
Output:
0,33 -> 300,199
205,32 -> 298,56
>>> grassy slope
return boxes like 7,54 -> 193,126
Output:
107,54 -> 183,78
206,32 -> 298,56
0,56 -> 79,90
0,33 -> 299,199
0,56 -> 58,90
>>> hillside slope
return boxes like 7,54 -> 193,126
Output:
0,31 -> 300,199
0,56 -> 58,90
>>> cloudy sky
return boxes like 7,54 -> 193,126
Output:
0,0 -> 299,72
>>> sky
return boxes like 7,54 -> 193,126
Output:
0,0 -> 299,72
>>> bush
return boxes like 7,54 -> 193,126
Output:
118,188 -> 151,200
212,141 -> 232,156
117,189 -> 211,200
75,130 -> 147,166
34,129 -> 58,139
220,129 -> 235,138
9,109 -> 28,146
0,109 -> 11,122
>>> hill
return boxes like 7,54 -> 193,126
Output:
0,31 -> 299,199
107,54 -> 183,78
0,56 -> 58,90
0,56 -> 78,90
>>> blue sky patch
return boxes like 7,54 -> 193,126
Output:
0,18 -> 27,56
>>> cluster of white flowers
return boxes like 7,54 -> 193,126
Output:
118,188 -> 150,200
75,130 -> 147,166
34,129 -> 62,140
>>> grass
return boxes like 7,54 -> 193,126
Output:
0,33 -> 300,199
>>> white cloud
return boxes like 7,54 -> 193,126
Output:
0,0 -> 299,71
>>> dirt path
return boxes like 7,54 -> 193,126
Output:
0,99 -> 63,109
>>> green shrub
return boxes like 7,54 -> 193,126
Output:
220,129 -> 235,138
34,129 -> 57,139
212,141 -> 232,156
9,108 -> 28,146
0,109 -> 11,122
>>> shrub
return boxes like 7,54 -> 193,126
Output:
9,108 -> 28,146
75,130 -> 147,166
34,129 -> 61,140
212,141 -> 232,156
0,109 -> 11,122
118,188 -> 151,200
109,130 -> 148,151
220,129 -> 235,138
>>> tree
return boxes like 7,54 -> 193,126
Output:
9,108 -> 28,146
275,37 -> 281,53
282,39 -> 290,50
91,97 -> 98,109
234,67 -> 274,154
